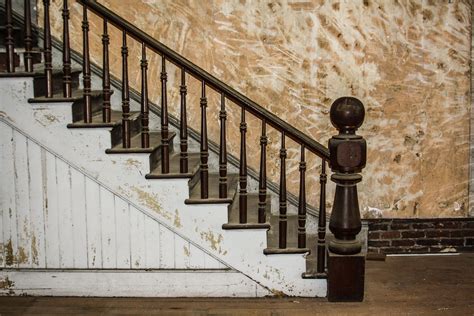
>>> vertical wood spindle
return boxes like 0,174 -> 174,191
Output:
82,5 -> 92,122
298,145 -> 307,248
102,19 -> 111,123
239,107 -> 248,223
317,160 -> 327,274
121,31 -> 131,148
200,81 -> 209,199
279,132 -> 287,249
219,93 -> 227,198
23,0 -> 33,72
43,0 -> 53,96
179,68 -> 188,173
140,43 -> 149,148
5,0 -> 15,73
62,0 -> 71,97
160,56 -> 169,173
258,120 -> 268,223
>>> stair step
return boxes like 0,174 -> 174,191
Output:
264,214 -> 311,254
146,152 -> 201,179
106,131 -> 176,154
67,110 -> 139,128
185,173 -> 238,204
222,193 -> 271,230
28,88 -> 103,103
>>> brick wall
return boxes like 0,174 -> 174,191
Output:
367,218 -> 474,254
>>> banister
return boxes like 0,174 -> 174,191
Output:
79,0 -> 330,160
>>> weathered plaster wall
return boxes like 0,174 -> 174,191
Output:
40,0 -> 471,218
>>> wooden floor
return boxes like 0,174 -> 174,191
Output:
0,253 -> 472,315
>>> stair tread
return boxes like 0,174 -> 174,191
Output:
0,66 -> 81,78
28,89 -> 105,103
106,131 -> 176,154
147,152 -> 201,178
68,110 -> 140,128
185,173 -> 238,204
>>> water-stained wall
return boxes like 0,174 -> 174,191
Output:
40,0 -> 471,218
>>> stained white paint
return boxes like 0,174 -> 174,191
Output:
0,77 -> 327,297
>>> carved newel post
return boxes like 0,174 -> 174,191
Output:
327,96 -> 366,302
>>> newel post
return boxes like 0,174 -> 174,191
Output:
327,96 -> 366,302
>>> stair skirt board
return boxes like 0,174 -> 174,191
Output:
0,76 -> 327,297
0,270 -> 270,297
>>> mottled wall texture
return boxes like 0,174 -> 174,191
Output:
40,0 -> 471,218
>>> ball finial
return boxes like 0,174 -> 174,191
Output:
330,97 -> 365,133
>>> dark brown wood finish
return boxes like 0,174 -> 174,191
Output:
239,107 -> 248,223
5,0 -> 15,73
62,0 -> 72,98
43,0 -> 53,96
140,43 -> 149,148
23,0 -> 33,72
179,68 -> 188,173
219,93 -> 227,198
160,55 -> 170,173
317,160 -> 327,274
279,132 -> 288,249
258,120 -> 268,224
102,19 -> 111,123
200,80 -> 209,199
121,30 -> 131,148
298,145 -> 307,249
81,5 -> 92,122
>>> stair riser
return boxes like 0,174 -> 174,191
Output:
148,136 -> 176,169
110,114 -> 142,148
71,93 -> 106,122
33,71 -> 80,97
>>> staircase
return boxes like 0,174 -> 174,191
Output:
0,0 -> 367,300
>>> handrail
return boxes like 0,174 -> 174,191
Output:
79,0 -> 330,160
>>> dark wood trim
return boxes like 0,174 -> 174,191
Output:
23,0 -> 33,72
200,80 -> 209,199
279,132 -> 287,249
317,160 -> 327,274
239,107 -> 248,224
43,0 -> 53,97
258,120 -> 268,224
62,0 -> 72,98
219,93 -> 228,199
140,43 -> 150,148
298,145 -> 307,249
179,67 -> 188,173
102,19 -> 111,123
5,0 -> 15,73
81,4 -> 92,122
160,55 -> 170,173
121,30 -> 131,148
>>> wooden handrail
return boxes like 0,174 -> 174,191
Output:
79,0 -> 329,160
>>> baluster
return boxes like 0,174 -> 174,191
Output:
317,160 -> 327,274
179,68 -> 188,173
102,19 -> 111,122
140,43 -> 149,148
43,0 -> 53,96
279,132 -> 287,249
258,120 -> 268,223
82,5 -> 91,122
62,0 -> 71,97
200,81 -> 209,199
160,56 -> 170,173
23,0 -> 33,72
121,30 -> 130,148
5,0 -> 14,73
239,107 -> 248,223
219,93 -> 227,198
298,145 -> 307,248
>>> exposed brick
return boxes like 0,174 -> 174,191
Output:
368,240 -> 390,247
428,246 -> 454,253
380,231 -> 401,239
369,223 -> 390,231
434,221 -> 462,229
401,231 -> 425,238
439,238 -> 464,246
425,230 -> 451,238
367,247 -> 381,254
368,231 -> 380,239
391,239 -> 415,247
450,230 -> 474,238
412,222 -> 434,229
454,246 -> 474,252
407,247 -> 429,253
416,239 -> 439,246
465,238 -> 474,246
464,222 -> 474,229
379,247 -> 405,254
390,222 -> 411,230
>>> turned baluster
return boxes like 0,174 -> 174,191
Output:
23,0 -> 33,72
258,120 -> 268,224
179,68 -> 188,173
239,107 -> 248,223
62,0 -> 71,97
279,132 -> 287,248
200,81 -> 209,199
298,145 -> 307,248
43,0 -> 53,96
140,43 -> 149,148
121,31 -> 131,148
5,0 -> 14,73
317,160 -> 327,274
102,19 -> 111,123
82,5 -> 91,122
219,93 -> 228,198
160,56 -> 170,173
